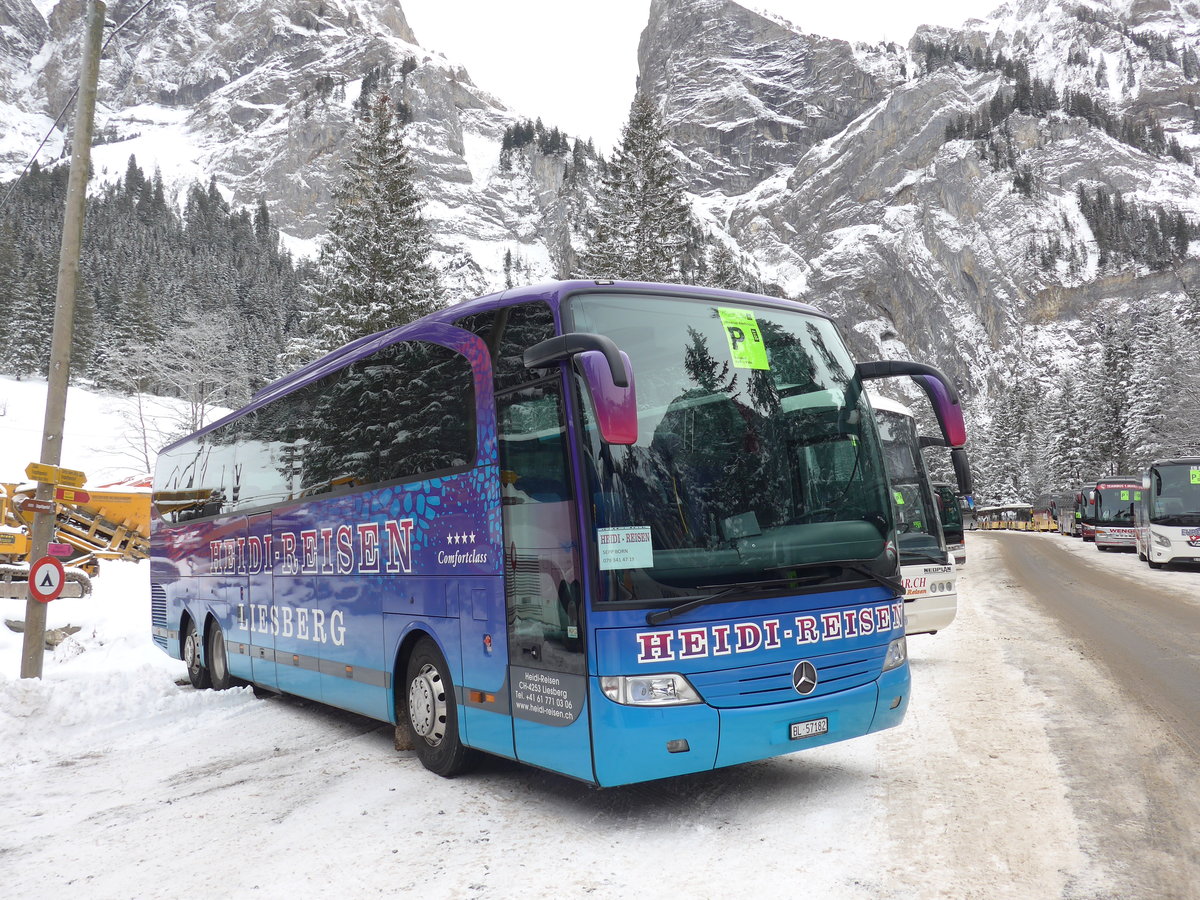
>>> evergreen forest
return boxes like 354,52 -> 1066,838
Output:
1,158 -> 311,414
966,298 -> 1200,505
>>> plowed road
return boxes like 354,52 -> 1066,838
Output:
976,530 -> 1200,899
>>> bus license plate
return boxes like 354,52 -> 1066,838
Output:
790,717 -> 829,740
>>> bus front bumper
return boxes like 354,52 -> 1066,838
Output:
589,665 -> 910,787
1149,536 -> 1200,565
904,593 -> 957,635
1095,527 -> 1136,549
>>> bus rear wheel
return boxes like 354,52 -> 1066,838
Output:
206,624 -> 233,691
183,619 -> 211,690
405,638 -> 476,777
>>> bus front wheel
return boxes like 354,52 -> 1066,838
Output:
404,638 -> 476,777
183,619 -> 211,690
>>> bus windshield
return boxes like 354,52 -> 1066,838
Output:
934,484 -> 963,534
1150,463 -> 1200,525
874,408 -> 946,563
566,292 -> 894,600
1095,483 -> 1139,523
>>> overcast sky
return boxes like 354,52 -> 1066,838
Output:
403,0 -> 1003,152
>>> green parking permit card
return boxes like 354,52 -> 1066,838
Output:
1121,490 -> 1130,501
1192,468 -> 1200,484
894,491 -> 905,505
718,308 -> 769,370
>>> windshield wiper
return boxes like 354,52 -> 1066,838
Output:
1158,513 -> 1200,526
900,549 -> 952,565
645,562 -> 903,626
645,576 -> 823,625
839,563 -> 906,596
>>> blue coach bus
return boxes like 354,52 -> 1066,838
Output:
151,281 -> 968,787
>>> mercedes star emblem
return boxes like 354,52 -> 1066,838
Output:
792,660 -> 818,695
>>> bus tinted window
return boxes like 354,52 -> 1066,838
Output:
152,440 -> 214,522
378,341 -> 475,481
239,405 -> 302,509
293,363 -> 379,496
454,302 -> 555,393
567,292 -> 893,598
152,339 -> 476,520
874,407 -> 944,559
205,421 -> 241,515
1150,463 -> 1200,524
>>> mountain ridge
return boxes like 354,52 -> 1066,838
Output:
4,0 -> 1200,487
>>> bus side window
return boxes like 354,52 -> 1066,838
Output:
454,301 -> 556,393
292,364 -> 379,495
376,342 -> 475,481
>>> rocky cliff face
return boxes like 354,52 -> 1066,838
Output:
638,0 -> 1200,394
3,0 -> 586,300
0,0 -> 49,149
6,0 -> 1200,397
638,0 -> 906,196
0,0 -> 46,76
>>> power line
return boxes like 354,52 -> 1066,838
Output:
0,0 -> 157,214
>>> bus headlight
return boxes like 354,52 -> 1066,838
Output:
882,637 -> 907,672
1153,532 -> 1171,548
601,674 -> 702,706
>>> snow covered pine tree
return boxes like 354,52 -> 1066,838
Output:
577,92 -> 697,283
288,91 -> 442,364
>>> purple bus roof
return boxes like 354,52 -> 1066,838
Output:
168,280 -> 827,454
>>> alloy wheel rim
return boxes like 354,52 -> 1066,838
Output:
408,663 -> 447,745
184,630 -> 200,676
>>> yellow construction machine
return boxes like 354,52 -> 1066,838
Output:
0,476 -> 150,600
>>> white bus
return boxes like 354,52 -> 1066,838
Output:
871,394 -> 958,636
1135,457 -> 1200,568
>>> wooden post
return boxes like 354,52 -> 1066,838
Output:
20,0 -> 107,679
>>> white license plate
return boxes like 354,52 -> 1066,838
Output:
790,717 -> 829,740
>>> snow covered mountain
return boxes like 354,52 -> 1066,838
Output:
1,0 -> 584,300
5,0 -> 1200,417
640,0 -> 1200,396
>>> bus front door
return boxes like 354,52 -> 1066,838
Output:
498,380 -> 593,781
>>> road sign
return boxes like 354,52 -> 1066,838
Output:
28,556 -> 66,603
19,497 -> 56,514
25,462 -> 86,488
57,468 -> 87,488
54,487 -> 90,504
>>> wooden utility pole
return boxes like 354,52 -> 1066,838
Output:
20,0 -> 107,679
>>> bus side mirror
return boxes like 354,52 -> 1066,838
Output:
951,447 -> 973,496
524,332 -> 638,445
855,360 -> 967,449
576,350 -> 638,445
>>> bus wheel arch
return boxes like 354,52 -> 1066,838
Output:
392,630 -> 430,751
398,634 -> 476,777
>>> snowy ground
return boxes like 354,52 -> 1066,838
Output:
2,378 -> 1195,898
